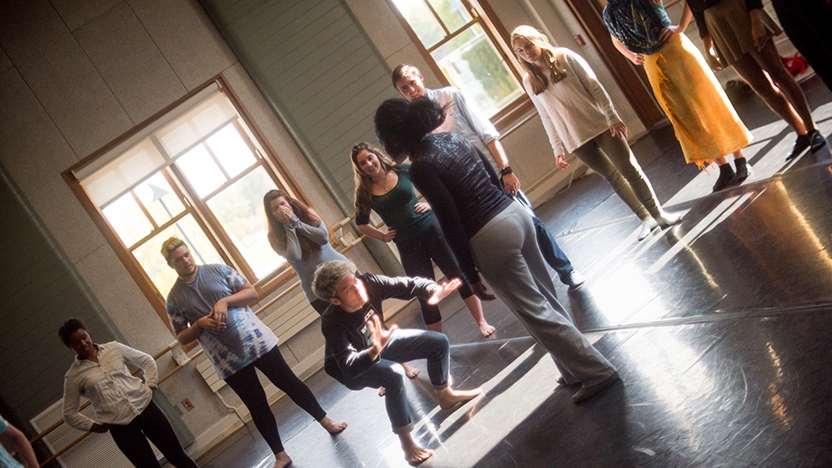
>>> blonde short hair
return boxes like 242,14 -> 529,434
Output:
312,260 -> 356,300
160,237 -> 187,263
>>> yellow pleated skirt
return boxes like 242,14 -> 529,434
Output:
643,34 -> 751,167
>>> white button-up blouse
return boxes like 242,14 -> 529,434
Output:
62,342 -> 157,430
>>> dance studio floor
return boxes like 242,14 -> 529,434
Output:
190,77 -> 832,468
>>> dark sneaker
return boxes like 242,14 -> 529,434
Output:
735,157 -> 749,183
786,133 -> 811,161
713,165 -> 737,192
809,130 -> 827,153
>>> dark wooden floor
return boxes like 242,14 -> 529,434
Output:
188,77 -> 832,468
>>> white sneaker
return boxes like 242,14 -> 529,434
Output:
657,211 -> 682,228
638,217 -> 658,241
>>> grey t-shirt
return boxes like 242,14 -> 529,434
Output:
166,264 -> 278,379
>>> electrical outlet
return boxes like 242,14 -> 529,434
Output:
182,399 -> 194,411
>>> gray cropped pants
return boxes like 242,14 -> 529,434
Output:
470,202 -> 616,386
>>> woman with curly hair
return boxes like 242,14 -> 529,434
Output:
373,96 -> 619,404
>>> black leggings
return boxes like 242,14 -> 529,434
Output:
108,400 -> 198,468
224,345 -> 327,454
396,218 -> 474,325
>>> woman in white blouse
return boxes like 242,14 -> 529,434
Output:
60,318 -> 198,468
511,25 -> 680,241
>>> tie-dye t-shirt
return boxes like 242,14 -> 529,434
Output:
166,264 -> 278,379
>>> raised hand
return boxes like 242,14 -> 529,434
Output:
427,278 -> 462,305
275,206 -> 294,225
367,314 -> 397,359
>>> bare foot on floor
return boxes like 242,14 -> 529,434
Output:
273,451 -> 292,468
319,416 -> 347,434
401,362 -> 421,379
438,387 -> 483,411
400,433 -> 434,466
479,322 -> 496,337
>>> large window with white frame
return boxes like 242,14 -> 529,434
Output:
68,80 -> 303,319
388,0 -> 525,121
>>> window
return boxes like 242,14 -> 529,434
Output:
389,0 -> 525,120
68,79 -> 303,322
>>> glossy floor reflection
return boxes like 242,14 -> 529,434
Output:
190,78 -> 832,467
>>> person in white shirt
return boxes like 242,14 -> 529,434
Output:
511,25 -> 681,241
60,318 -> 198,468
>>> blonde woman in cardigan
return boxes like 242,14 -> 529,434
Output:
511,25 -> 680,241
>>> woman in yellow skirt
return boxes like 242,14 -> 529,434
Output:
604,0 -> 752,192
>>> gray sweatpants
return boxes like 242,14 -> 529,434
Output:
470,202 -> 616,386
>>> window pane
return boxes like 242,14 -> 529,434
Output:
102,193 -> 154,247
431,24 -> 523,117
392,0 -> 445,49
134,172 -> 185,227
205,166 -> 285,279
207,124 -> 257,179
426,0 -> 471,33
177,145 -> 227,198
133,215 -> 224,298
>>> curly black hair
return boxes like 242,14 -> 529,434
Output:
58,318 -> 86,347
374,96 -> 446,162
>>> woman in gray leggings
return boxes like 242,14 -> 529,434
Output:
512,25 -> 680,241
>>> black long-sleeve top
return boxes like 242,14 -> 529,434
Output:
687,0 -> 764,38
409,132 -> 513,285
320,273 -> 438,386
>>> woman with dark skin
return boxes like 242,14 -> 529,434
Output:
351,142 -> 495,336
373,97 -> 620,404
60,318 -> 199,468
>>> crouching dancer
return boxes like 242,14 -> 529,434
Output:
312,260 -> 482,466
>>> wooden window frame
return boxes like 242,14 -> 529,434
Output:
63,74 -> 318,332
386,0 -> 533,132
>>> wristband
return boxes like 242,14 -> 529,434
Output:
499,166 -> 513,176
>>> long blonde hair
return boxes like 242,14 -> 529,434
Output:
350,142 -> 402,216
510,25 -> 567,95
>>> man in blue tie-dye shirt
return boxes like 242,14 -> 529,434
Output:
162,237 -> 346,468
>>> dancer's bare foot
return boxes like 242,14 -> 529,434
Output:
273,451 -> 292,468
437,387 -> 482,411
479,321 -> 496,337
401,362 -> 421,379
399,432 -> 434,466
319,416 -> 347,434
